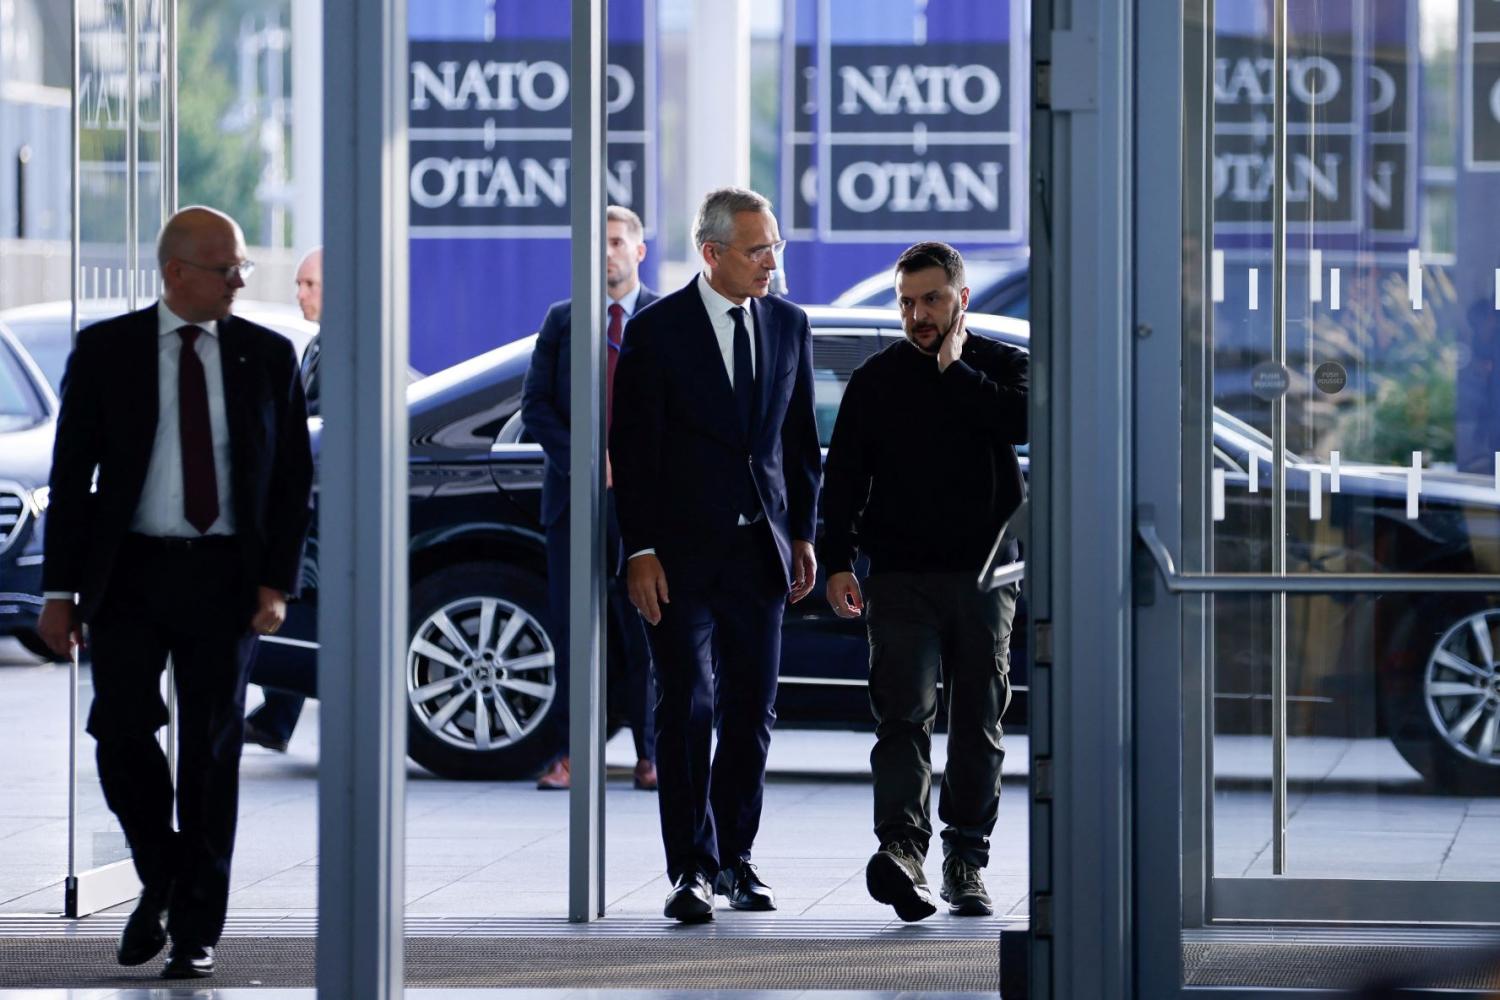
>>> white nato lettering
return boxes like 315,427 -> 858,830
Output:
1212,153 -> 1342,205
836,63 -> 1002,116
1213,55 -> 1342,107
409,59 -> 570,112
836,160 -> 1003,213
410,157 -> 637,210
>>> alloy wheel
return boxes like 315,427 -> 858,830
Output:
407,595 -> 556,752
1423,609 -> 1500,768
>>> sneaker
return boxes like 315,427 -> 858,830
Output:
940,857 -> 994,916
865,841 -> 937,922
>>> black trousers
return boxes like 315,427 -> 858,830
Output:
545,491 -> 656,762
85,535 -> 258,948
864,572 -> 1019,867
646,521 -> 785,881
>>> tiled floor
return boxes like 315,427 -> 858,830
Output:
0,992 -> 1000,999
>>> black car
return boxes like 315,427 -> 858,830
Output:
833,251 -> 1030,319
0,322 -> 57,658
251,307 -> 1500,794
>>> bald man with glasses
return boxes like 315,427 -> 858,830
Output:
39,206 -> 314,980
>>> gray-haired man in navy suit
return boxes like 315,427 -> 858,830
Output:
610,187 -> 822,922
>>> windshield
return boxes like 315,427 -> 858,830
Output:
0,336 -> 47,432
2,317 -> 69,393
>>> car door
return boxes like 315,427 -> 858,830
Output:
775,326 -> 888,725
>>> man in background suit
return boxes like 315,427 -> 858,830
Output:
243,244 -> 322,753
520,205 -> 659,792
610,187 -> 821,922
37,207 -> 314,979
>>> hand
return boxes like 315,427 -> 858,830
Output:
788,540 -> 817,603
605,452 -> 613,490
251,586 -> 288,636
627,553 -> 670,625
826,571 -> 864,619
938,311 -> 968,373
37,599 -> 83,660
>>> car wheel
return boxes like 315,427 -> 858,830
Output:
1384,604 -> 1500,796
405,562 -> 559,780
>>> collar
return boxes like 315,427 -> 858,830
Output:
697,271 -> 750,317
609,283 -> 643,317
157,301 -> 221,339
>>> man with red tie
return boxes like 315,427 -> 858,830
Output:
520,204 -> 659,792
37,207 -> 314,979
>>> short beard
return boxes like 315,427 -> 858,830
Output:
904,302 -> 961,355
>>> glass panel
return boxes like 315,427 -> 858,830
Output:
70,0 -> 165,891
1199,0 -> 1500,910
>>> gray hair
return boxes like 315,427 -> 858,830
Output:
606,204 -> 644,241
692,187 -> 773,251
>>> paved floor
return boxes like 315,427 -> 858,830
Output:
3,656 -> 1498,927
0,992 -> 983,999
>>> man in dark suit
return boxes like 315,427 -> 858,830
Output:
244,244 -> 322,753
610,187 -> 821,922
520,205 -> 659,792
37,206 -> 314,979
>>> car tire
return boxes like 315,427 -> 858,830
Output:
405,562 -> 561,780
1382,600 -> 1500,796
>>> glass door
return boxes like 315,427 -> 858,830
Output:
1132,0 -> 1499,992
66,0 -> 175,917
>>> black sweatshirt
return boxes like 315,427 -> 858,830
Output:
818,333 -> 1028,576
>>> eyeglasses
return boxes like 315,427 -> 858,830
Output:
714,240 -> 786,265
178,258 -> 256,282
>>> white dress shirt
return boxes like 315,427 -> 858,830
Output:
626,275 -> 760,562
695,271 -> 756,385
132,301 -> 237,537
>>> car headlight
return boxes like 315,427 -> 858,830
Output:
28,486 -> 49,515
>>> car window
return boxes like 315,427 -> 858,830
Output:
812,330 -> 883,448
0,337 -> 47,431
2,317 -> 69,393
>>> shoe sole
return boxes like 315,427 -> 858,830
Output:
946,896 -> 995,916
161,967 -> 214,980
938,885 -> 995,917
866,854 -> 937,922
663,903 -> 714,923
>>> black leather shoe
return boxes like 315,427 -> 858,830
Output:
117,883 -> 171,966
162,943 -> 215,979
663,871 -> 714,922
714,859 -> 776,911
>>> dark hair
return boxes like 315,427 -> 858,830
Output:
894,241 -> 966,290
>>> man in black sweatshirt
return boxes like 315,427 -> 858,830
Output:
819,241 -> 1027,921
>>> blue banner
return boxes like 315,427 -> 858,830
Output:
407,0 -> 657,374
779,0 -> 1027,306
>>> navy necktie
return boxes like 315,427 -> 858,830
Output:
177,326 -> 219,534
729,306 -> 753,438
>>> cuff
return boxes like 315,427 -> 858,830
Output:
628,548 -> 657,560
42,591 -> 76,602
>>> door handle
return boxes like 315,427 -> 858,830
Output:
1135,508 -> 1500,595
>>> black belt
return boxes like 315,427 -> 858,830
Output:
126,532 -> 239,551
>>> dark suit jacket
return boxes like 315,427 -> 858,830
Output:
43,305 -> 315,623
520,286 -> 659,528
608,278 -> 821,591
